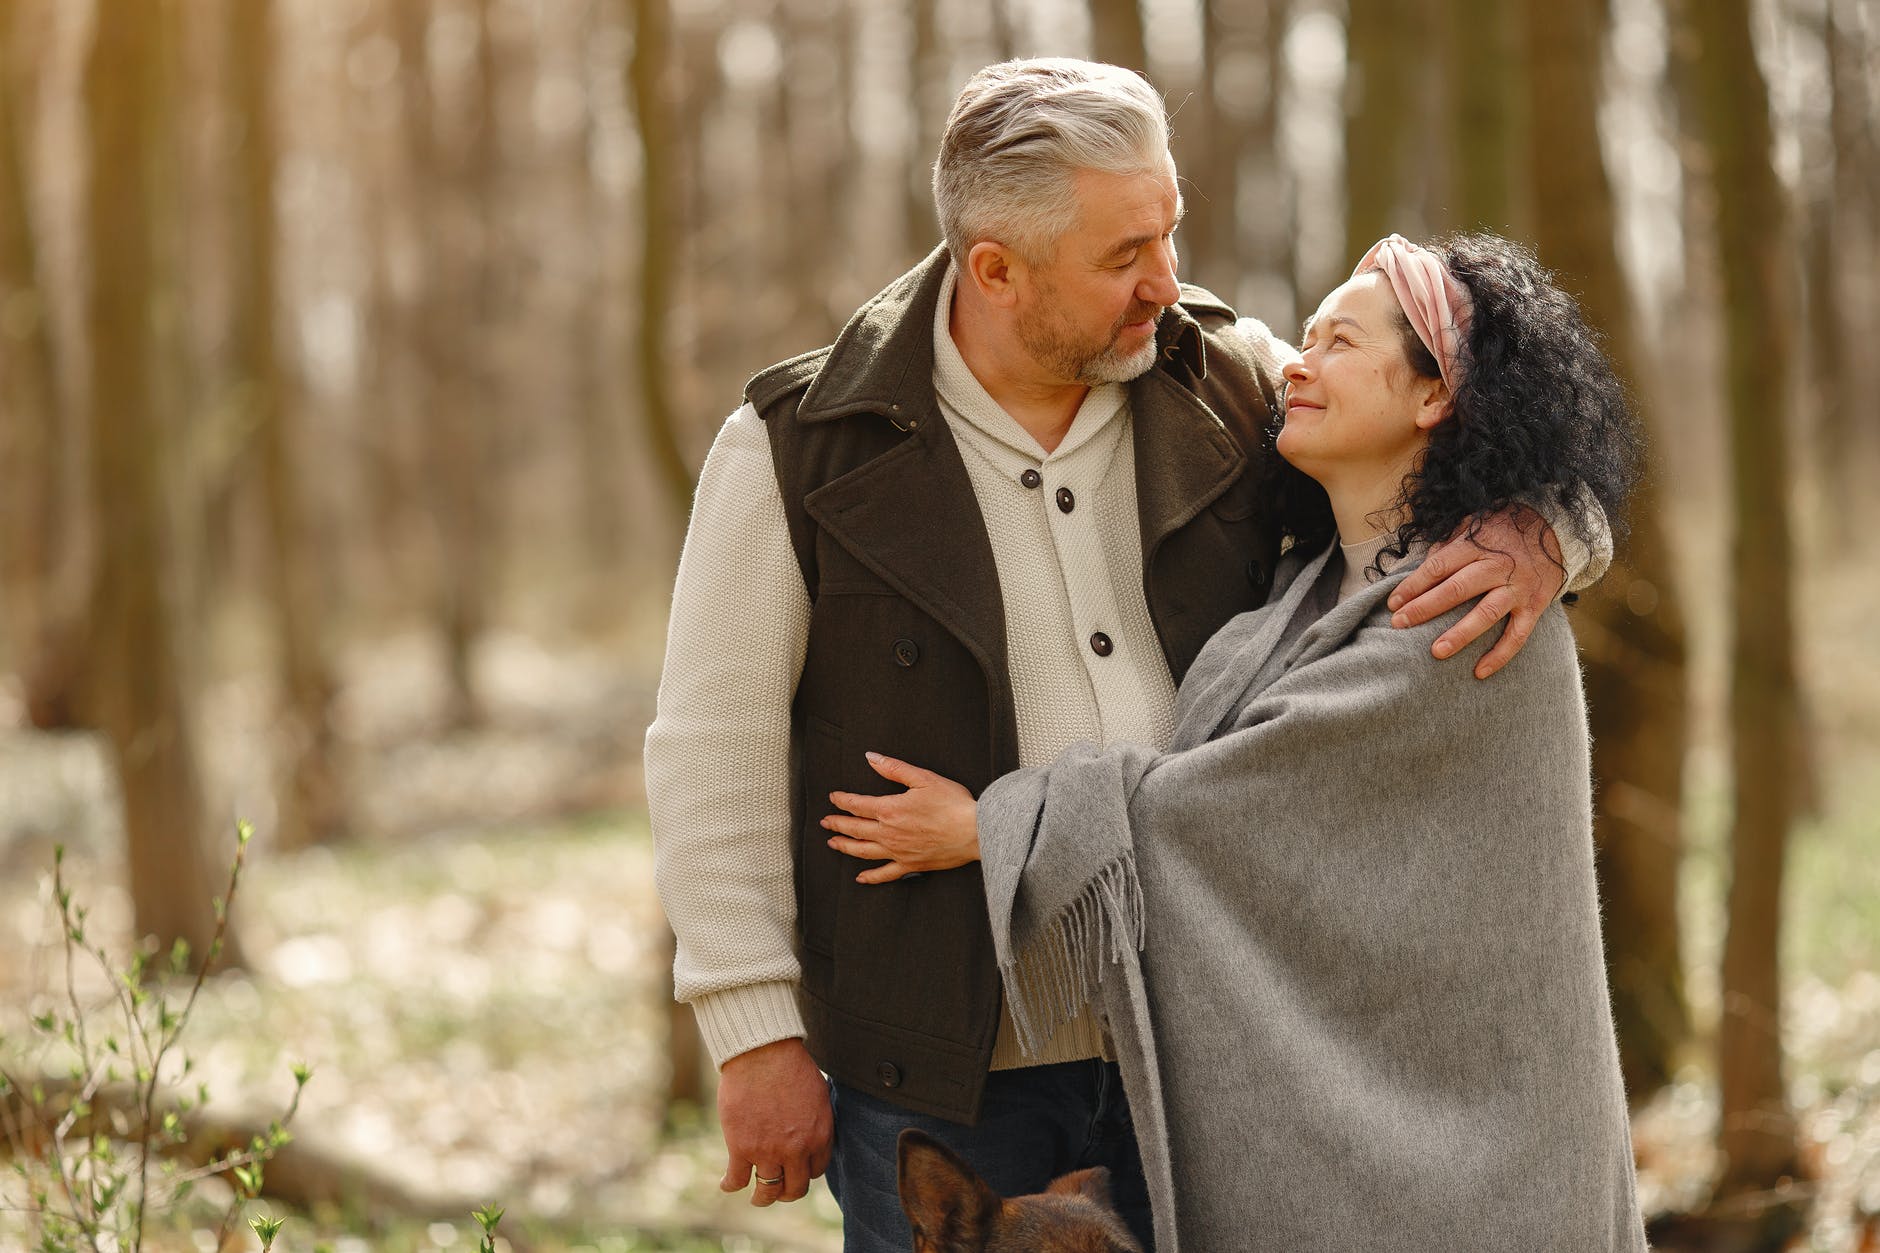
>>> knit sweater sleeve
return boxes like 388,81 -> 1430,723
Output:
1546,483 -> 1612,593
644,404 -> 809,1067
1223,315 -> 1610,591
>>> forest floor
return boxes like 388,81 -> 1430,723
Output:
0,532 -> 1877,1251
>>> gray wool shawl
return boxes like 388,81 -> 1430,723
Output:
977,542 -> 1647,1253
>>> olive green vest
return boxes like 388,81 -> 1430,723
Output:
748,249 -> 1286,1123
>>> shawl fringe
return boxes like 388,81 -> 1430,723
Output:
1000,854 -> 1145,1057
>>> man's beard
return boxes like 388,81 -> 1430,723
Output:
1017,294 -> 1164,386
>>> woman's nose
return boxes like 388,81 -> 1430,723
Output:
1282,358 -> 1309,384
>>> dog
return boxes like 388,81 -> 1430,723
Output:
896,1127 -> 1145,1252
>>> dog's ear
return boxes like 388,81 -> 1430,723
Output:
897,1128 -> 1001,1251
1045,1164 -> 1114,1207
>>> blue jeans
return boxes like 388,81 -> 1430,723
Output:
825,1059 -> 1153,1252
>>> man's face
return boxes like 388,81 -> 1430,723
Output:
1014,155 -> 1184,387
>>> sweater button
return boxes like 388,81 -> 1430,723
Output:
1246,559 -> 1268,592
877,1061 -> 903,1089
1020,468 -> 1042,489
1056,486 -> 1075,514
892,638 -> 920,667
1090,632 -> 1113,657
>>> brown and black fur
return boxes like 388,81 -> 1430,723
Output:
896,1129 -> 1144,1253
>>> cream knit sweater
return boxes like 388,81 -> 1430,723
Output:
644,268 -> 1609,1071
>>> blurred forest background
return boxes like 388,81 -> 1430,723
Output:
1,0 -> 1878,1249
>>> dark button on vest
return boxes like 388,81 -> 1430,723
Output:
1020,468 -> 1042,489
1090,631 -> 1113,657
1056,487 -> 1075,514
893,638 -> 920,667
877,1061 -> 903,1089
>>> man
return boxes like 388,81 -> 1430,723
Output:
645,59 -> 1604,1252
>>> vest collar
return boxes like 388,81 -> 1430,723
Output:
797,248 -> 951,427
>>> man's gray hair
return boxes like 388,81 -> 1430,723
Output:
933,59 -> 1171,265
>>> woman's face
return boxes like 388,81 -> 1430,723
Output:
1277,273 -> 1445,485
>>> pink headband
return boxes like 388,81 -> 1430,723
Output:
1353,234 -> 1472,397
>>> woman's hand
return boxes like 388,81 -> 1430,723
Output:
822,752 -> 978,884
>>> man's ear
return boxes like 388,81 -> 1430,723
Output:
898,1128 -> 1001,1250
964,240 -> 1023,310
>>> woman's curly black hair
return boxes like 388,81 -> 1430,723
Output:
1266,232 -> 1640,572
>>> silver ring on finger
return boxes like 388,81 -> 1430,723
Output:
754,1172 -> 783,1187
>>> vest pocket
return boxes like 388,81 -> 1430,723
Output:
796,713 -> 844,957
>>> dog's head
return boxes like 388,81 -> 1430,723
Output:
896,1128 -> 1144,1253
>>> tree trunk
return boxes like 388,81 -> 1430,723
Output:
0,0 -> 55,627
1823,0 -> 1880,228
626,0 -> 693,516
1172,1 -> 1220,285
0,0 -> 85,730
1192,0 -> 1237,286
1443,0 -> 1515,233
1812,0 -> 1868,525
1086,0 -> 1147,73
905,0 -> 942,260
1246,0 -> 1297,326
345,10 -> 397,607
149,0 -> 213,705
434,0 -> 504,730
83,0 -> 238,970
987,0 -> 1018,62
787,0 -> 853,344
660,925 -> 706,1114
230,0 -> 345,849
768,1 -> 811,310
1683,0 -> 1807,1219
395,0 -> 483,729
625,0 -> 705,1112
1798,195 -> 1842,533
827,0 -> 861,328
1343,0 -> 1424,262
573,47 -> 624,573
1524,0 -> 1691,1110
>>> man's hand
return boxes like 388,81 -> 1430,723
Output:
717,1038 -> 833,1206
824,752 -> 979,884
1387,506 -> 1565,680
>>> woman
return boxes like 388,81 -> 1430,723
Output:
822,233 -> 1649,1251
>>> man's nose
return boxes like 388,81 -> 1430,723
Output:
1140,241 -> 1181,307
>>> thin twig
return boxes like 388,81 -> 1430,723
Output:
207,1075 -> 306,1250
146,824 -> 250,1253
48,853 -> 108,1253
0,1199 -> 91,1226
53,855 -> 98,1094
